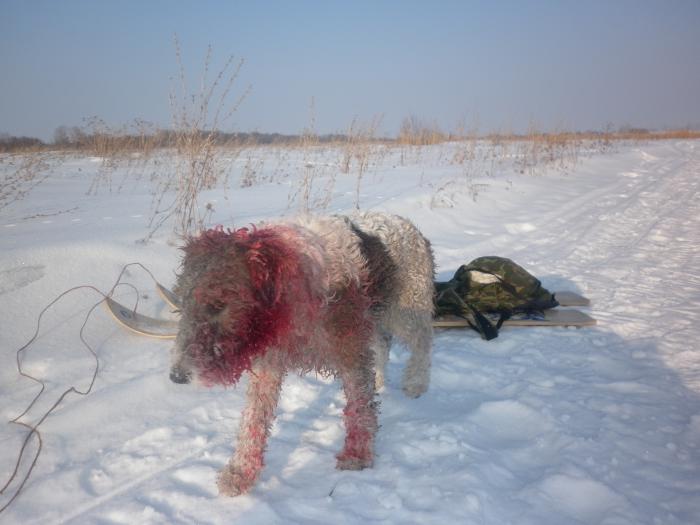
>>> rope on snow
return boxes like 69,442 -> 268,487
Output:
0,262 -> 163,515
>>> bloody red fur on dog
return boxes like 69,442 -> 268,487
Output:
171,213 -> 436,496
182,225 -> 377,387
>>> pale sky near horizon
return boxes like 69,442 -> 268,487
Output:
2,0 -> 699,141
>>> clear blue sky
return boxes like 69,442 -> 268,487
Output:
2,0 -> 699,141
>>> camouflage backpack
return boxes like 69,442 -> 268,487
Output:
435,256 -> 558,340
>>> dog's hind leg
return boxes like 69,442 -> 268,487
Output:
217,357 -> 285,496
399,313 -> 433,398
336,356 -> 378,470
372,329 -> 393,391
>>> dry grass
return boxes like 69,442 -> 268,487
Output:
398,116 -> 448,146
282,111 -> 388,213
3,102 -> 700,222
2,124 -> 698,157
81,118 -> 162,195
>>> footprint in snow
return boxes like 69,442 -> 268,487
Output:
0,264 -> 46,295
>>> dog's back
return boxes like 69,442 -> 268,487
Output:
352,212 -> 435,315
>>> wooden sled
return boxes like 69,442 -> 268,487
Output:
433,308 -> 597,329
107,286 -> 595,338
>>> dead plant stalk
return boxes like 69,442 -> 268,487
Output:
148,37 -> 249,239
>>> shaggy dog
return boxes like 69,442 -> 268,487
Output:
169,212 -> 434,496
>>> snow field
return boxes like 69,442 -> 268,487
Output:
1,140 -> 699,524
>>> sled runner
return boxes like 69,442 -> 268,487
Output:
105,297 -> 178,339
156,282 -> 181,310
106,287 -> 594,339
433,308 -> 596,328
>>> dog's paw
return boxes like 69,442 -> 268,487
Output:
401,379 -> 428,398
217,467 -> 255,497
336,456 -> 373,470
336,452 -> 373,471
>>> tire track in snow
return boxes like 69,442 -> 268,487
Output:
544,143 -> 700,389
500,142 -> 699,388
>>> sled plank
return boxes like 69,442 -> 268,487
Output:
122,285 -> 595,337
433,309 -> 597,328
105,297 -> 178,339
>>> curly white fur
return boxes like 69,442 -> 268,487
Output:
170,212 -> 434,496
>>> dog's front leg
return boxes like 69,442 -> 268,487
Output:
218,356 -> 285,496
336,356 -> 378,470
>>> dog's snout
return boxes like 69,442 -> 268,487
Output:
169,367 -> 192,384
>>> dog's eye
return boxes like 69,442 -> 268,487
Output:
206,303 -> 224,316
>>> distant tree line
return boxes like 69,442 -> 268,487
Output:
2,127 -> 374,153
0,133 -> 44,152
1,124 -> 699,153
52,125 -> 371,149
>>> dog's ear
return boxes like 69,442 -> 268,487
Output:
243,228 -> 299,306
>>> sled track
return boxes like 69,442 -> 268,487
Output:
549,143 -> 700,389
487,142 -> 700,389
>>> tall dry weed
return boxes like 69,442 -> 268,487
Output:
83,117 -> 161,195
286,97 -> 337,213
342,115 -> 383,210
147,37 -> 250,239
0,153 -> 54,210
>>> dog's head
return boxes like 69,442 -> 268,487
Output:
169,225 -> 320,387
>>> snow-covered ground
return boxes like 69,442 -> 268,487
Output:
1,140 -> 699,524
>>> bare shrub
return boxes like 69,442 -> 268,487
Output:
0,153 -> 54,210
240,148 -> 265,188
147,37 -> 250,239
344,115 -> 383,210
286,97 -> 337,214
298,97 -> 320,213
